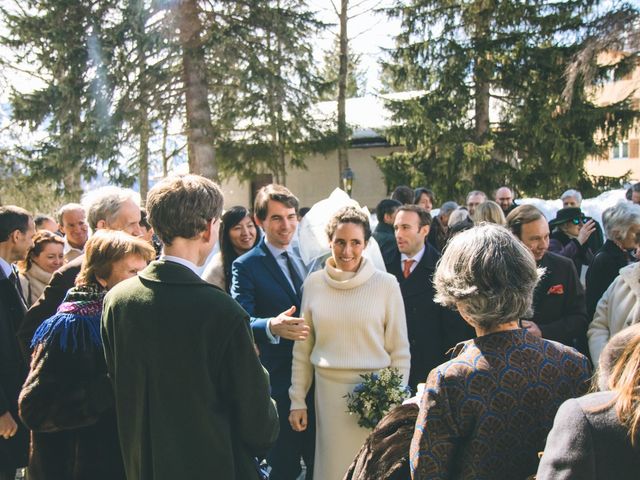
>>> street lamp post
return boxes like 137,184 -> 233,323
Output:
342,167 -> 355,197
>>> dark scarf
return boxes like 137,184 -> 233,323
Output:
31,284 -> 106,353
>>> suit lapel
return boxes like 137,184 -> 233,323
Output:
259,242 -> 300,304
0,276 -> 27,318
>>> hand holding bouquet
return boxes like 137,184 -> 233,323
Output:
345,367 -> 411,429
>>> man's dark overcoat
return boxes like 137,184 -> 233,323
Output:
385,244 -> 474,391
531,251 -> 589,354
102,260 -> 279,480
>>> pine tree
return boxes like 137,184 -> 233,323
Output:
211,0 -> 331,186
378,0 -> 640,202
1,0 -> 121,200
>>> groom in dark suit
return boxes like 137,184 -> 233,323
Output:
231,184 -> 314,480
386,205 -> 473,391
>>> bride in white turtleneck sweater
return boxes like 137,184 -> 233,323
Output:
288,206 -> 410,480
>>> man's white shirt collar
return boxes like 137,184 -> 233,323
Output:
264,238 -> 294,257
160,255 -> 201,276
63,237 -> 84,255
401,245 -> 426,265
0,257 -> 12,278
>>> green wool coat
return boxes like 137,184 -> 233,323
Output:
102,260 -> 279,480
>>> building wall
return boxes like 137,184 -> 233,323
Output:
220,145 -> 403,210
584,55 -> 640,181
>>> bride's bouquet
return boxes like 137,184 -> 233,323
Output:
345,367 -> 411,429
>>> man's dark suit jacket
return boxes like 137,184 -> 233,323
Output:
0,269 -> 29,469
531,251 -> 588,354
385,244 -> 474,391
231,239 -> 301,397
17,255 -> 83,360
231,238 -> 314,479
537,391 -> 640,479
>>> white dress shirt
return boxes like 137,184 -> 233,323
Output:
400,245 -> 426,276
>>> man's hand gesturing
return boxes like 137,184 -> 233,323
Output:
270,306 -> 310,341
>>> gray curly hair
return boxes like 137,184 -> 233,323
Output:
602,201 -> 640,242
434,224 -> 543,330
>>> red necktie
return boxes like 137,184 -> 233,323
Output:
403,259 -> 414,279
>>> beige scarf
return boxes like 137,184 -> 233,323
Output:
19,263 -> 53,307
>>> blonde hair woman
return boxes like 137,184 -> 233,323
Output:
472,200 -> 506,226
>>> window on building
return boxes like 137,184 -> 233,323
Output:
612,140 -> 629,160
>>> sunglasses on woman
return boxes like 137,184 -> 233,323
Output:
571,217 -> 587,225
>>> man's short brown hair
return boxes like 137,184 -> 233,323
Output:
506,204 -> 545,239
147,174 -> 224,246
396,205 -> 432,228
254,184 -> 299,221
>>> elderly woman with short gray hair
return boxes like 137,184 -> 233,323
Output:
585,201 -> 640,319
409,224 -> 591,480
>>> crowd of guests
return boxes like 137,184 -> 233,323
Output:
0,178 -> 639,480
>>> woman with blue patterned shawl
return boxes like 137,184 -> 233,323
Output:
18,230 -> 154,480
410,224 -> 592,480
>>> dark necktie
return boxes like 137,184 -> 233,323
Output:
282,251 -> 303,295
9,267 -> 26,305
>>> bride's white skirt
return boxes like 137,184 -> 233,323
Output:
313,367 -> 377,480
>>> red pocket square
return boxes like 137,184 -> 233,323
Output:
547,284 -> 564,295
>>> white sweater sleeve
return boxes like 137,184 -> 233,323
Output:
588,279 -> 615,365
289,291 -> 316,410
384,278 -> 411,384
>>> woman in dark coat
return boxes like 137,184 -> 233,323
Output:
548,206 -> 596,274
537,323 -> 640,479
586,201 -> 640,319
410,225 -> 591,480
18,230 -> 154,480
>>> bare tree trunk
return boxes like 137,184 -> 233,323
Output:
474,57 -> 490,143
337,0 -> 349,184
176,0 -> 218,181
135,2 -> 150,205
63,167 -> 82,201
473,2 -> 491,144
162,117 -> 169,177
139,119 -> 150,205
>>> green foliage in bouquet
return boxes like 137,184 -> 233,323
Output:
345,367 -> 411,429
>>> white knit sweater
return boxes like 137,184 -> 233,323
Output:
589,261 -> 640,364
289,257 -> 410,410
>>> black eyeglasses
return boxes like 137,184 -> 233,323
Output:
571,217 -> 586,225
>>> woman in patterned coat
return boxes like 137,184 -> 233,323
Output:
409,224 -> 592,480
18,230 -> 154,480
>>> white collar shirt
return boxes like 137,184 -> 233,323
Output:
160,255 -> 201,276
400,245 -> 426,275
